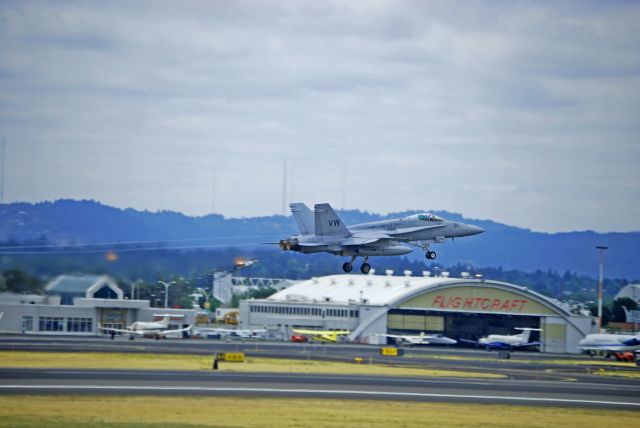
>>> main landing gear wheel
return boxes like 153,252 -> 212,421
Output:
360,263 -> 371,274
426,251 -> 436,260
342,262 -> 353,273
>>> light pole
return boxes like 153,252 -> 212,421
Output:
158,280 -> 176,308
596,246 -> 608,332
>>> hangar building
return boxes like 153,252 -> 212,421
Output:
239,271 -> 597,353
0,274 -> 196,335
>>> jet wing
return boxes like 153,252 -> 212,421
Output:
342,231 -> 393,246
388,224 -> 445,236
340,237 -> 380,246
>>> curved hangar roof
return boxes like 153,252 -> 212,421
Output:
267,273 -> 572,317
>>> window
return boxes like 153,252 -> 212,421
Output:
39,317 -> 64,332
67,318 -> 93,332
21,316 -> 33,332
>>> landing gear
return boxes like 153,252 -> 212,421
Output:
343,256 -> 372,274
419,241 -> 436,260
360,256 -> 371,274
342,256 -> 357,273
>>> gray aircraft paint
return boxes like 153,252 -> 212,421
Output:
280,203 -> 484,272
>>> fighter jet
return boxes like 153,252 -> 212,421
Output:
279,203 -> 484,274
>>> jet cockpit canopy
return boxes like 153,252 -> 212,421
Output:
406,213 -> 443,222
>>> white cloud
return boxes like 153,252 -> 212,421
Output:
1,0 -> 639,231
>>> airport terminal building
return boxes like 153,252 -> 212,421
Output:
240,271 -> 597,353
0,275 -> 196,335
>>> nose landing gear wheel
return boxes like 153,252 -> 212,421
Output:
342,262 -> 353,273
360,263 -> 371,274
426,251 -> 436,260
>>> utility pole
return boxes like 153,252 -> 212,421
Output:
596,246 -> 608,332
158,280 -> 176,309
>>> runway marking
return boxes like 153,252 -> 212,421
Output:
39,371 -> 638,390
0,385 -> 638,408
44,371 -> 492,385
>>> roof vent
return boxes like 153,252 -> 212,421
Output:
312,277 -> 319,284
348,279 -> 355,286
385,270 -> 394,276
423,271 -> 431,277
330,278 -> 337,285
441,271 -> 450,278
324,297 -> 331,302
366,279 -> 373,286
404,280 -> 411,287
385,279 -> 392,287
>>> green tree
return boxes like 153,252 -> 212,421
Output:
611,297 -> 638,322
588,303 -> 612,326
2,269 -> 42,294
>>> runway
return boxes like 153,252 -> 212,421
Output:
0,334 -> 637,380
1,368 -> 639,409
1,335 -> 639,409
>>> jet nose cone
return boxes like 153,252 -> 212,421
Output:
467,225 -> 484,235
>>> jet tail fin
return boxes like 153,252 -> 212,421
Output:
289,203 -> 314,235
314,203 -> 350,236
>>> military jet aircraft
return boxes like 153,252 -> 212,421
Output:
279,203 -> 484,274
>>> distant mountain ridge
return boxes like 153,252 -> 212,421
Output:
0,199 -> 638,279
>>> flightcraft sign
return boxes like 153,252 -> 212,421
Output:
400,285 -> 556,315
431,295 -> 529,312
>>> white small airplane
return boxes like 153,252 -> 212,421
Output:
578,333 -> 640,356
461,328 -> 542,351
100,315 -> 192,340
194,327 -> 267,340
376,332 -> 457,346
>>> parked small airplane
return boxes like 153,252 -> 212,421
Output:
100,315 -> 191,340
292,328 -> 351,343
279,203 -> 483,274
376,332 -> 457,346
578,333 -> 640,357
461,328 -> 542,351
194,327 -> 267,340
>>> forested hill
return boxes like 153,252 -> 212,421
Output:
0,199 -> 638,279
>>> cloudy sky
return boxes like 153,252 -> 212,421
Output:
1,0 -> 639,232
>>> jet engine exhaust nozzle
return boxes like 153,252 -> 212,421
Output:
279,239 -> 294,251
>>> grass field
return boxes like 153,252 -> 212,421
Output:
0,350 -> 504,378
0,395 -> 636,428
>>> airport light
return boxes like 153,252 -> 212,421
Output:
158,280 -> 176,308
596,246 -> 608,332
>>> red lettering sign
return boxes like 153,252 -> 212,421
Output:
429,295 -> 530,312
